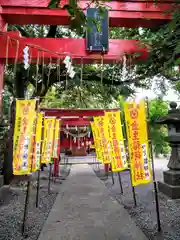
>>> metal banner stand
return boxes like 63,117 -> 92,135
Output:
131,185 -> 137,207
146,98 -> 161,232
129,169 -> 137,207
110,164 -> 115,185
117,172 -> 123,194
22,98 -> 39,235
111,172 -> 115,185
48,163 -> 52,194
35,115 -> 44,208
35,170 -> 41,208
22,179 -> 31,236
97,158 -> 100,172
93,155 -> 95,171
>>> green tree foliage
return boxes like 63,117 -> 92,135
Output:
149,98 -> 170,156
5,24 -> 147,107
41,82 -> 120,109
48,0 -> 180,81
135,9 -> 180,86
4,1 -> 180,110
5,0 -> 179,105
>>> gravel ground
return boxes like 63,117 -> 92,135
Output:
0,164 -> 71,240
93,161 -> 180,240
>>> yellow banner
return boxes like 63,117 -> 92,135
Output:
31,112 -> 44,172
41,117 -> 56,164
13,99 -> 37,175
93,116 -> 111,164
30,112 -> 38,172
105,111 -> 128,172
92,119 -> 104,162
90,122 -> 101,162
124,100 -> 152,186
53,119 -> 61,158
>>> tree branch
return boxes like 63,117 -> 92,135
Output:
161,73 -> 180,82
4,77 -> 13,95
15,25 -> 30,37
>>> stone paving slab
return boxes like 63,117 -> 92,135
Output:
65,155 -> 96,164
38,164 -> 148,240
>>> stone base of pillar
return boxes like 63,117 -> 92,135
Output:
158,170 -> 180,199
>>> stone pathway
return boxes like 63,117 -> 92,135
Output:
38,164 -> 147,240
64,154 -> 96,164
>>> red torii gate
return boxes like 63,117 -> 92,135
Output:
0,0 -> 176,175
0,0 -> 175,109
0,0 -> 173,27
0,31 -> 149,64
41,108 -> 119,176
42,108 -> 104,154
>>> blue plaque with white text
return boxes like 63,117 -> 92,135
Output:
86,8 -> 109,52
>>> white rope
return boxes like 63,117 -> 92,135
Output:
62,128 -> 89,138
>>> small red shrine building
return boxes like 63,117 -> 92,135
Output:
41,108 -> 119,156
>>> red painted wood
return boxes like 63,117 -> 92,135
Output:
0,33 -> 149,63
43,110 -> 105,117
41,108 -> 119,117
0,60 -> 5,114
0,14 -> 7,31
104,163 -> 109,173
0,0 -> 174,27
1,7 -> 171,27
69,1 -> 175,12
0,0 -> 50,7
61,120 -> 90,126
61,117 -> 90,119
42,108 -> 119,112
0,15 -> 7,115
0,0 -> 175,12
53,158 -> 59,177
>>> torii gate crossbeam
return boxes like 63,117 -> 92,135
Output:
0,0 -> 174,28
0,32 -> 149,64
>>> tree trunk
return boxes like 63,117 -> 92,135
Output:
14,67 -> 26,98
3,100 -> 15,184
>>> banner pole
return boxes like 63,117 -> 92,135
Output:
36,116 -> 44,208
132,185 -> 137,207
122,109 -> 136,206
129,169 -> 137,207
53,119 -> 61,177
36,170 -> 41,208
146,98 -> 161,232
111,171 -> 115,184
94,156 -> 97,171
117,172 -> 123,194
96,157 -> 100,171
48,163 -> 52,194
22,179 -> 31,236
110,164 -> 115,185
97,159 -> 100,171
22,98 -> 39,235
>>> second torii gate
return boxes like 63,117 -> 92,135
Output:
41,108 -> 119,176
